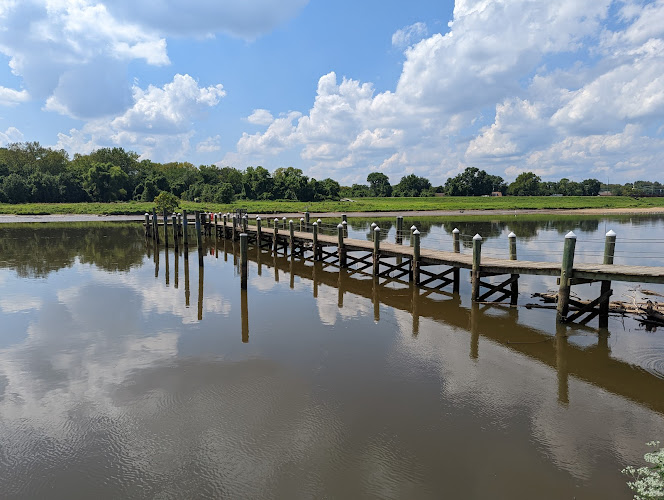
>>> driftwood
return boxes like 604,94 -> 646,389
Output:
532,292 -> 664,326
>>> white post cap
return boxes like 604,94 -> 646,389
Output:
374,226 -> 380,232
452,228 -> 460,234
411,225 -> 417,231
337,223 -> 343,229
313,222 -> 318,226
342,220 -> 347,225
565,231 -> 577,239
317,219 -> 322,223
606,229 -> 616,237
508,232 -> 516,238
473,233 -> 482,241
413,229 -> 420,235
256,216 -> 261,221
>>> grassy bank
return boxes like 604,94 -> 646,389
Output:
1,196 -> 664,215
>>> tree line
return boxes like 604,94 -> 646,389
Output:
0,142 -> 657,204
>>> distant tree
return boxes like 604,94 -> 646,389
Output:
215,183 -> 235,203
444,167 -> 506,196
83,162 -> 129,202
367,172 -> 392,197
507,172 -> 542,196
582,178 -> 601,196
393,174 -> 432,197
243,166 -> 274,199
349,183 -> 371,198
1,173 -> 30,203
154,191 -> 180,213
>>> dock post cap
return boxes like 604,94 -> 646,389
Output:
300,217 -> 304,221
317,219 -> 322,224
374,226 -> 380,232
508,232 -> 516,238
413,229 -> 421,236
274,218 -> 279,222
565,231 -> 577,239
313,221 -> 318,226
342,220 -> 347,225
282,216 -> 287,220
337,223 -> 343,229
256,216 -> 261,221
410,225 -> 417,231
289,219 -> 293,223
473,233 -> 482,241
452,228 -> 460,234
371,222 -> 377,227
606,229 -> 616,237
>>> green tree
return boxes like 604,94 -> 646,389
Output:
154,191 -> 180,213
507,172 -> 542,196
393,174 -> 432,197
582,178 -> 601,196
444,167 -> 506,196
1,173 -> 30,203
367,172 -> 392,197
83,162 -> 130,201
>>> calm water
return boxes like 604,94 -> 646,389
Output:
0,217 -> 663,499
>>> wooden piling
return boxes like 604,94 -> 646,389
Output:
163,210 -> 169,248
195,211 -> 204,268
240,233 -> 248,289
396,216 -> 403,245
172,214 -> 178,250
282,216 -> 287,230
509,231 -> 519,305
373,226 -> 380,276
599,230 -> 616,328
232,216 -> 237,241
471,234 -> 482,301
313,222 -> 319,260
556,231 -> 577,322
410,225 -> 417,247
214,213 -> 218,238
273,218 -> 279,254
289,220 -> 295,255
144,213 -> 150,237
337,224 -> 346,268
305,211 -> 310,230
413,230 -> 421,285
152,208 -> 159,243
453,228 -> 460,293
183,210 -> 189,250
300,217 -> 304,232
256,217 -> 262,247
242,215 -> 248,233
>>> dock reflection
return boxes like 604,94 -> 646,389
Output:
153,243 -> 664,416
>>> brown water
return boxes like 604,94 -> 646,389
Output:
0,219 -> 663,499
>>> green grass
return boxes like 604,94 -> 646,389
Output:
0,196 -> 663,215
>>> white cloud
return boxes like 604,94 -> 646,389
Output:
196,135 -> 222,153
230,0 -> 664,184
55,74 -> 225,161
0,86 -> 29,106
0,126 -> 24,145
247,109 -> 274,125
0,0 -> 169,119
391,22 -> 428,48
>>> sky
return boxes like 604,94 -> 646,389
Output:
0,0 -> 663,186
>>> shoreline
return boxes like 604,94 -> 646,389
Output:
1,206 -> 664,223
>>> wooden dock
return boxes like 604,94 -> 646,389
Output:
145,211 -> 664,327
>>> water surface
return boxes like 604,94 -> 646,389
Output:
0,218 -> 663,499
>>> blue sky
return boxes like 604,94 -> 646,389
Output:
1,0 -> 663,185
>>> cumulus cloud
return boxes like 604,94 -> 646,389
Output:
391,22 -> 428,48
0,126 -> 24,145
247,109 -> 274,125
0,86 -> 29,106
196,135 -> 222,153
229,0 -> 664,184
0,0 -> 169,119
55,74 -> 225,161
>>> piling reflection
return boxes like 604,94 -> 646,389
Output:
222,245 -> 664,416
241,289 -> 249,343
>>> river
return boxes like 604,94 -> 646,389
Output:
0,216 -> 662,498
